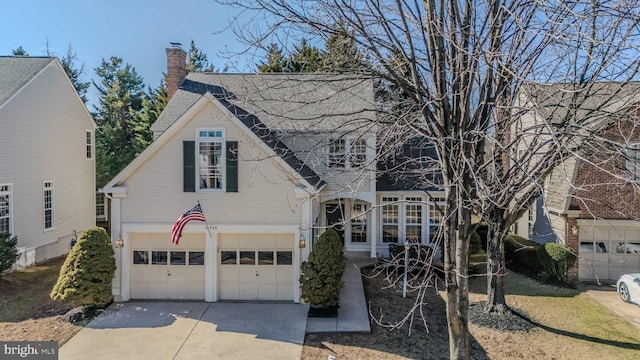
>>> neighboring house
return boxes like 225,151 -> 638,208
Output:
518,83 -> 640,282
0,56 -> 96,267
103,44 -> 445,302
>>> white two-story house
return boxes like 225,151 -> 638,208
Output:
0,56 -> 96,267
103,44 -> 444,302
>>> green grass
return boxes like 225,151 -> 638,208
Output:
0,257 -> 65,322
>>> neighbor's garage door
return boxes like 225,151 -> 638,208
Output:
218,233 -> 294,301
130,233 -> 205,300
579,227 -> 640,281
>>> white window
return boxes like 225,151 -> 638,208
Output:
382,197 -> 399,243
527,208 -> 534,239
328,137 -> 367,169
405,197 -> 422,243
86,130 -> 92,159
351,201 -> 368,243
429,197 -> 445,242
96,193 -> 107,221
197,129 -> 224,191
626,144 -> 640,178
44,181 -> 54,230
0,184 -> 11,235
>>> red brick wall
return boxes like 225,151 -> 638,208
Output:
565,218 -> 579,280
166,46 -> 187,100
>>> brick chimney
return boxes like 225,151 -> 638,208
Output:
166,43 -> 187,100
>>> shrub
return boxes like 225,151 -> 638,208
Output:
536,243 -> 576,283
470,231 -> 482,255
50,227 -> 115,307
504,234 -> 540,271
300,229 -> 345,306
0,233 -> 19,275
475,223 -> 489,250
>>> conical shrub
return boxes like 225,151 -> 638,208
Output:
300,229 -> 345,306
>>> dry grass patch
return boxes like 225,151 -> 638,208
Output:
303,265 -> 640,360
0,257 -> 82,344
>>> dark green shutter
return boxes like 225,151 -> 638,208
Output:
226,141 -> 238,192
183,141 -> 195,192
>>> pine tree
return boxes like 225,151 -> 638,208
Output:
135,81 -> 168,152
93,57 -> 146,187
59,45 -> 90,103
11,46 -> 28,56
186,39 -> 214,73
257,43 -> 288,72
0,233 -> 19,275
50,228 -> 115,307
322,30 -> 366,72
287,39 -> 324,73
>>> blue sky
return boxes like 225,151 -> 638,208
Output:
1,0 -> 257,106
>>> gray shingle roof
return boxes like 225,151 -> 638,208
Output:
0,57 -> 54,106
153,73 -> 378,190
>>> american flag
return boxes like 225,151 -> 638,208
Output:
171,203 -> 206,244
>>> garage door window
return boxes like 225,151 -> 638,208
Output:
277,251 -> 292,265
221,251 -> 236,264
170,251 -> 186,265
189,251 -> 205,265
239,251 -> 255,265
133,250 -> 149,264
258,251 -> 274,265
152,251 -> 168,265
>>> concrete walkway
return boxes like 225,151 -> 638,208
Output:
577,282 -> 640,330
60,302 -> 309,360
306,257 -> 375,333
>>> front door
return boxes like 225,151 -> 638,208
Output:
325,203 -> 345,245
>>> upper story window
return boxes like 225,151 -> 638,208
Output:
327,137 -> 367,169
626,144 -> 640,179
86,130 -> 93,159
197,129 -> 224,191
44,181 -> 54,230
0,184 -> 11,235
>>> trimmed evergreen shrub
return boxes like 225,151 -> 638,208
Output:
0,233 -> 19,275
50,227 -> 116,307
536,243 -> 576,283
504,234 -> 540,270
300,229 -> 345,307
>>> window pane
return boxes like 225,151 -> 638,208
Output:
406,225 -> 421,243
170,251 -> 186,265
351,139 -> 367,168
221,251 -> 237,265
199,141 -> 223,190
151,251 -> 168,265
383,225 -> 398,243
595,242 -> 607,253
189,251 -> 205,265
133,251 -> 149,264
382,204 -> 398,224
328,139 -> 346,168
277,251 -> 293,265
611,242 -> 626,254
258,251 -> 274,265
239,251 -> 255,265
580,242 -> 594,253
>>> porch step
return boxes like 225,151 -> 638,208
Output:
344,250 -> 372,259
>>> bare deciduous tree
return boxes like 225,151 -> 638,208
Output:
217,1 -> 640,358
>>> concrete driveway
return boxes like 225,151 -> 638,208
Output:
59,302 -> 309,360
578,283 -> 640,329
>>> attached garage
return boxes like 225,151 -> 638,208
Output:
218,233 -> 295,301
578,226 -> 640,281
129,233 -> 206,300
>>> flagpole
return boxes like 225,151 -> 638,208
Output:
198,201 -> 214,239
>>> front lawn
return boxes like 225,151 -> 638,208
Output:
0,257 -> 82,344
303,265 -> 640,359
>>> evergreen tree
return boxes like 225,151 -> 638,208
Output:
135,80 -> 168,151
322,30 -> 366,72
186,39 -> 214,72
257,43 -> 288,72
287,39 -> 324,73
0,233 -> 19,275
93,57 -> 146,187
11,46 -> 28,56
50,228 -> 115,307
59,45 -> 90,103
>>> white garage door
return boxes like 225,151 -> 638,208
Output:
579,227 -> 640,281
218,233 -> 294,301
130,233 -> 205,300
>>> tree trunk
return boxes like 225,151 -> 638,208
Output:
485,210 -> 508,314
444,190 -> 471,359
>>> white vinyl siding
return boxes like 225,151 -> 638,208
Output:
120,101 -> 302,224
0,184 -> 11,235
0,61 -> 95,261
44,181 -> 54,230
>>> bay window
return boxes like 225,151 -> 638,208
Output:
351,201 -> 368,243
382,197 -> 399,243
